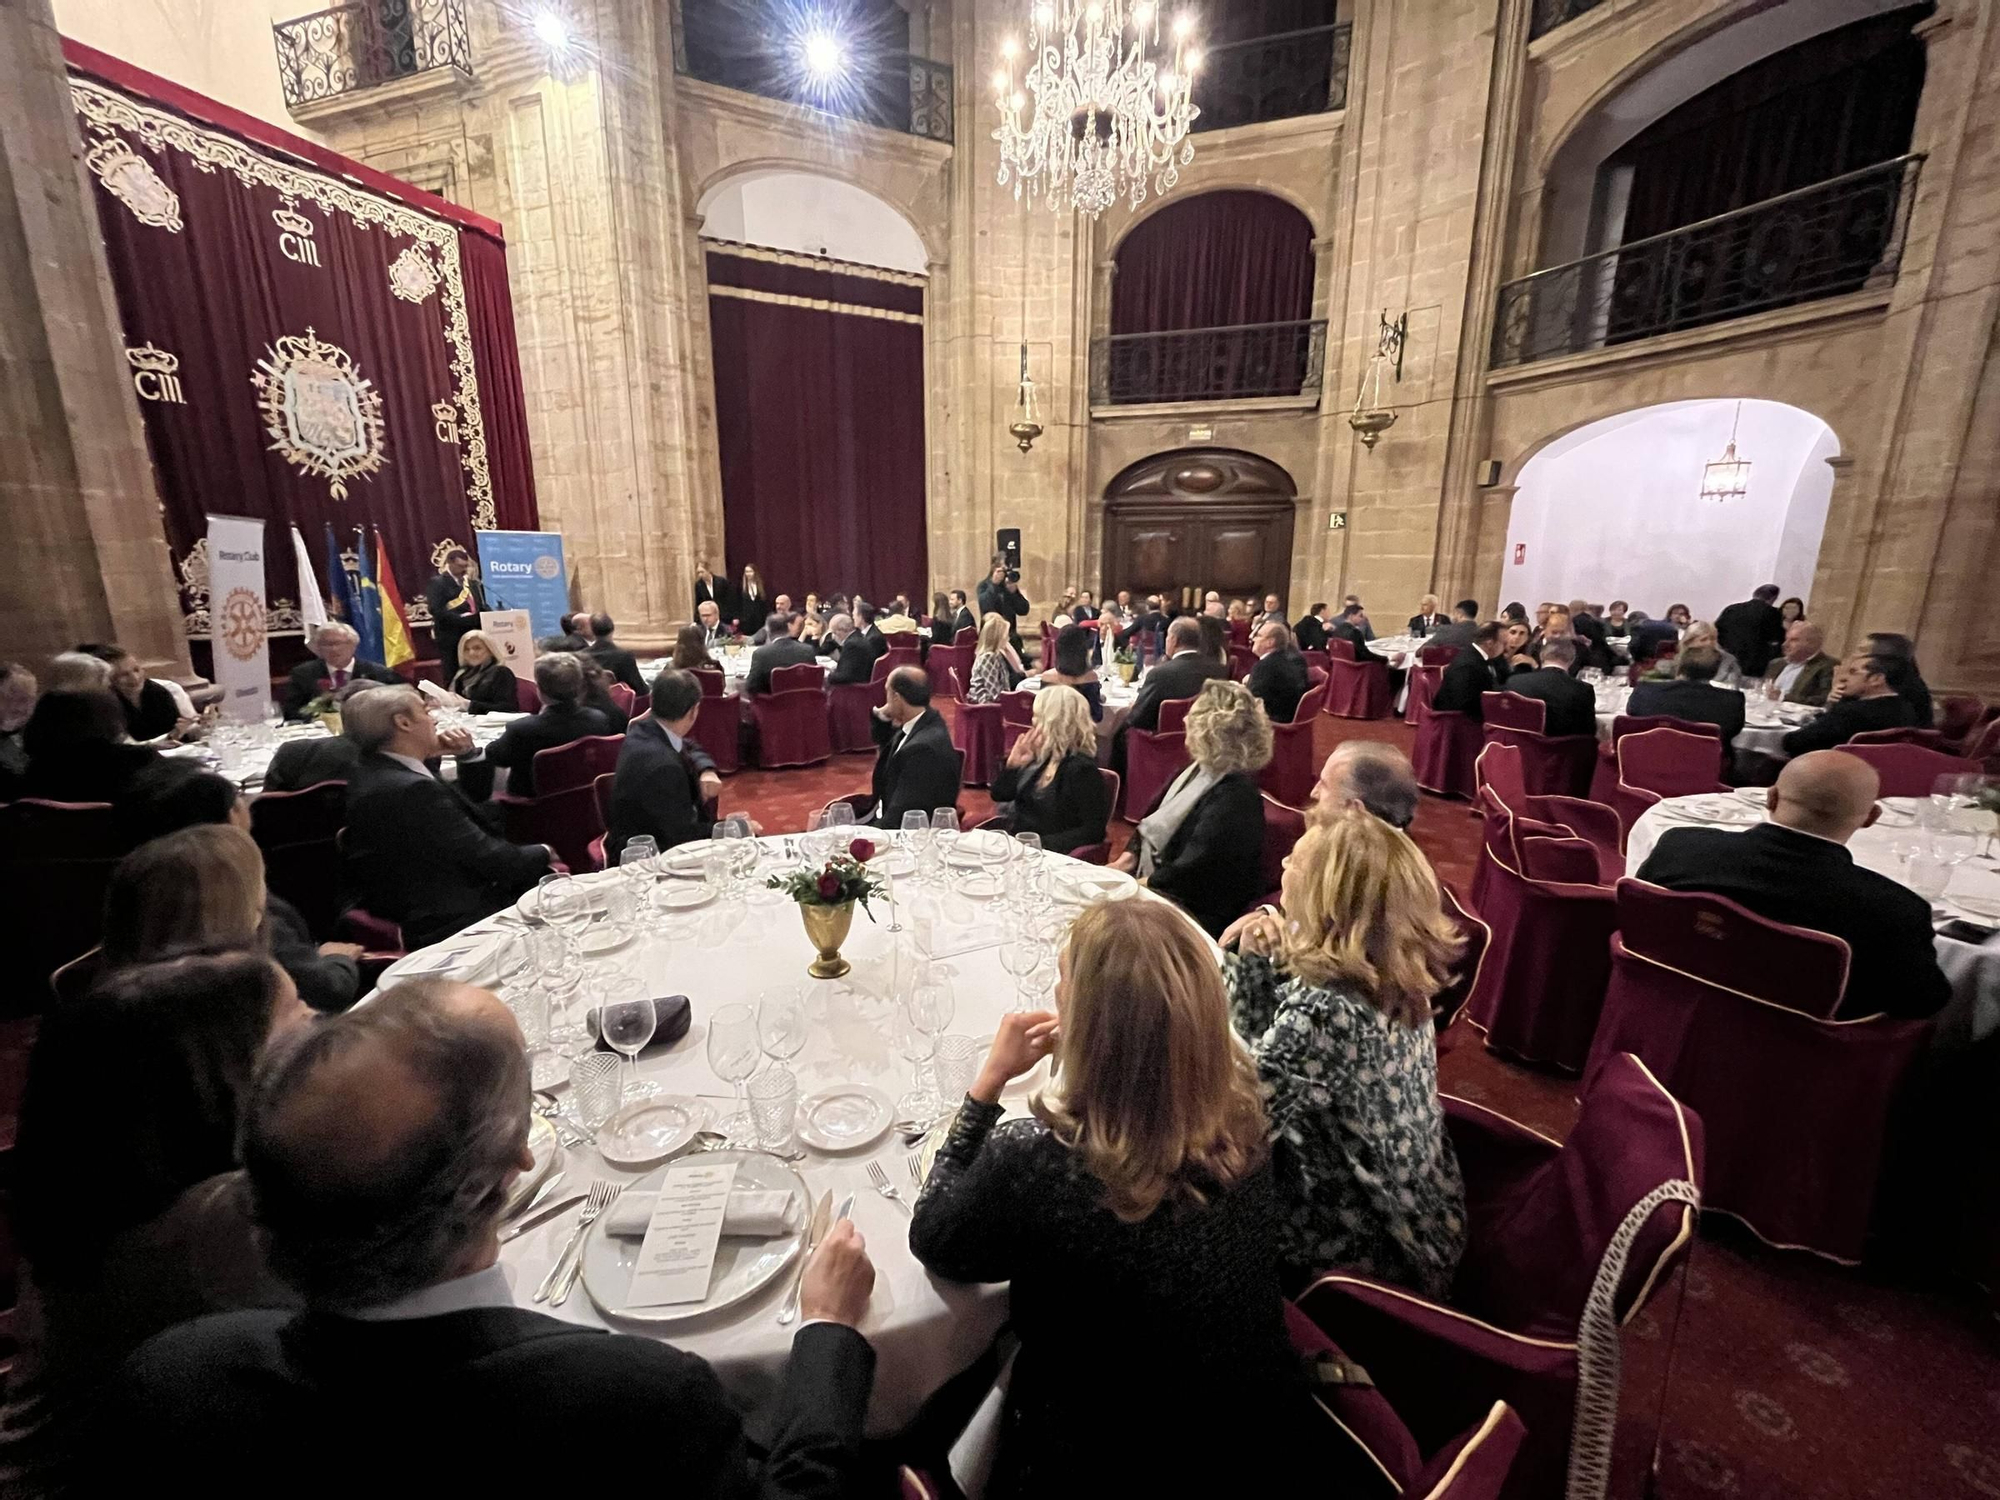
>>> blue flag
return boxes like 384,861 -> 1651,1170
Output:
350,527 -> 386,664
323,524 -> 362,635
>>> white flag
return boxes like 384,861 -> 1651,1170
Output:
292,525 -> 329,631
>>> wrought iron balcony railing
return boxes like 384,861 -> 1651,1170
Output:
1491,154 -> 1924,369
675,45 -> 954,143
1192,22 -> 1351,132
1091,320 -> 1328,406
274,0 -> 471,110
1529,0 -> 1611,42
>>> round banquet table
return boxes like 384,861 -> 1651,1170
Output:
1590,681 -> 1809,757
160,710 -> 523,792
370,836 -> 1185,1434
1017,668 -> 1139,764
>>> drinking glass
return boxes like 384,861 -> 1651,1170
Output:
568,1053 -> 622,1130
747,1065 -> 799,1152
1008,832 -> 1044,913
706,1003 -> 761,1142
620,836 -> 659,881
931,807 -> 960,871
701,842 -> 733,899
1905,850 -> 1951,903
598,980 -> 656,1103
723,815 -> 758,884
932,1033 -> 983,1104
901,810 -> 932,878
757,985 -> 809,1066
826,802 -> 857,830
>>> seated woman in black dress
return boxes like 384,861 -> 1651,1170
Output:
81,644 -> 189,742
19,688 -> 164,805
910,899 -> 1312,1496
1036,623 -> 1102,720
445,630 -> 520,715
989,686 -> 1108,855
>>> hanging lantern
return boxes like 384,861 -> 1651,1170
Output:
1699,401 -> 1752,502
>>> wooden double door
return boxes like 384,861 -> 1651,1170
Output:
1099,448 -> 1297,609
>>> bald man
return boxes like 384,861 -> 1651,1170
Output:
101,980 -> 879,1492
1634,751 -> 1949,1019
1312,740 -> 1420,832
861,664 -> 960,829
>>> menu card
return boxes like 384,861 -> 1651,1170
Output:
626,1161 -> 739,1308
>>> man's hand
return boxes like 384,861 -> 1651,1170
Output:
799,1219 -> 875,1328
318,941 -> 366,959
438,726 -> 476,756
698,771 -> 723,799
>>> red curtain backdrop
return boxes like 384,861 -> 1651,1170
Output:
1111,190 -> 1316,335
461,230 -> 539,534
706,249 -> 928,608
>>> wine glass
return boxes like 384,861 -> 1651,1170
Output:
931,807 -> 960,873
706,1003 -> 761,1142
999,936 -> 1043,1012
757,985 -> 808,1067
598,979 -> 656,1104
1009,832 -> 1044,913
620,835 -> 659,880
900,809 -> 931,859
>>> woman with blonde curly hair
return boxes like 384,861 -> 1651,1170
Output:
1226,807 -> 1468,1294
988,685 -> 1110,854
911,899 -> 1311,1494
967,610 -> 1025,704
1114,679 -> 1270,937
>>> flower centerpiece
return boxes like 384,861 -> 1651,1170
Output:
1112,647 -> 1138,684
767,837 -> 888,978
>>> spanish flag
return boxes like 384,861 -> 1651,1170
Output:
374,531 -> 416,670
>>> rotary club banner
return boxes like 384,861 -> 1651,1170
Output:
206,514 -> 273,721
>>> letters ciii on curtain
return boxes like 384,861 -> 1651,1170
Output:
64,44 -> 539,643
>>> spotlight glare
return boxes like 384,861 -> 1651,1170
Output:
531,8 -> 569,50
1001,36 -> 1018,58
1035,4 -> 1055,29
1186,47 -> 1203,70
802,29 -> 847,81
1173,12 -> 1194,38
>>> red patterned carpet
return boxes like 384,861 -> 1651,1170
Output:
717,707 -> 2000,1499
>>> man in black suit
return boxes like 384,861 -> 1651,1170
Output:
1430,623 -> 1506,719
1126,617 -> 1229,734
696,599 -> 733,650
1566,598 -> 1612,671
977,564 -> 1031,652
1715,584 -> 1786,679
95,980 -> 879,1494
861,667 -> 960,830
1118,595 -> 1171,653
583,613 -> 646,693
1627,646 -> 1745,744
1635,751 -> 1949,1020
1494,636 -> 1596,736
1425,600 -> 1481,652
855,602 -> 889,663
1781,651 -> 1919,755
1291,602 -> 1332,653
750,596 -> 795,646
1328,605 -> 1384,664
1071,589 -> 1099,624
1626,612 -> 1680,664
745,613 -> 819,696
820,614 -> 876,686
606,669 -> 720,859
947,590 -> 976,639
280,623 -> 401,720
1246,621 -> 1310,725
486,655 -> 614,798
338,686 -> 551,947
422,548 -> 486,672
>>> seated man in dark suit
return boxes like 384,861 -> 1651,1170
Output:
1626,613 -> 1680,665
1118,595 -> 1172,654
745,613 -> 819,696
1126,617 -> 1230,735
1430,622 -> 1506,719
583,613 -> 647,693
1246,621 -> 1310,725
95,981 -> 879,1493
1781,651 -> 1918,756
1635,751 -> 1948,1020
1566,599 -> 1612,671
1291,602 -> 1331,653
279,622 -> 400,721
1627,645 -> 1745,743
605,669 -> 720,861
859,667 -> 961,831
820,613 -> 877,685
947,590 -> 976,639
263,681 -> 388,791
696,599 -> 733,649
485,654 -> 614,798
855,603 -> 888,663
1424,600 -> 1481,653
338,687 -> 551,948
1327,604 -> 1384,663
1495,635 -> 1595,736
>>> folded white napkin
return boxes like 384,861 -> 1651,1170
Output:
603,1188 -> 799,1240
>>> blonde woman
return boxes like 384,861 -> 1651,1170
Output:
967,611 -> 1025,704
989,685 -> 1110,854
910,900 -> 1311,1495
445,630 -> 519,715
100,823 -> 267,967
1226,808 -> 1467,1295
1114,679 -> 1270,937
1643,618 -> 1742,686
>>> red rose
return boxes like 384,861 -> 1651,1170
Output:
816,871 -> 843,901
315,678 -> 332,692
848,837 -> 876,863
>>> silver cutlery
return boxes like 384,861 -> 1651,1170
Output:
502,1191 -> 584,1243
865,1160 -> 911,1216
834,1193 -> 855,1224
534,1180 -> 619,1305
780,1190 -> 835,1326
907,1152 -> 925,1191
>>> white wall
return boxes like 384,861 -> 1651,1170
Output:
1503,399 -> 1838,619
698,170 -> 929,273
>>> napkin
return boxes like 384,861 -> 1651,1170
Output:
585,995 -> 692,1056
603,1188 -> 800,1239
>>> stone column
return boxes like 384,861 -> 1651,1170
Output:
0,0 -> 188,675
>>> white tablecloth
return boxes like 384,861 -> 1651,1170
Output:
1018,669 -> 1140,763
163,713 -> 522,790
1591,683 -> 1810,756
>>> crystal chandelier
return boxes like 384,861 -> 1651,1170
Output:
992,2 -> 1202,218
1699,401 -> 1752,502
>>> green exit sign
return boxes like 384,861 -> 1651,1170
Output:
1328,511 -> 1348,531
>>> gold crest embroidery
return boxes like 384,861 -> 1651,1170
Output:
252,327 -> 389,501
389,245 -> 440,303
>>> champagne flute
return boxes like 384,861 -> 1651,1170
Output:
598,980 -> 656,1105
706,1003 -> 761,1142
931,807 -> 960,874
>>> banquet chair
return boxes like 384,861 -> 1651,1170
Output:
1419,644 -> 1459,668
0,798 -> 122,1008
686,669 -> 741,774
630,691 -> 650,720
1587,714 -> 1724,804
1412,699 -> 1483,800
1303,648 -> 1331,683
751,663 -> 832,770
1323,637 -> 1392,719
1968,714 -> 2000,771
1227,617 -> 1252,648
1834,741 -> 1976,797
1475,744 -> 1622,883
1063,768 -> 1122,865
249,779 -> 348,940
1936,695 -> 1985,750
329,828 -> 406,958
513,678 -> 543,713
1256,793 -> 1307,907
953,626 -> 977,649
1260,684 -> 1328,807
827,665 -> 882,755
1845,726 -> 1949,750
821,753 -> 966,829
1610,727 -> 1730,841
953,701 -> 1005,786
605,683 -> 636,717
497,734 -> 624,875
1585,880 -> 1931,1262
997,690 -> 1037,755
1296,1052 -> 1703,1500
1479,692 -> 1594,798
1404,661 -> 1443,727
1227,644 -> 1257,682
1433,881 -> 1492,1034
1122,697 -> 1193,819
925,647 -> 966,703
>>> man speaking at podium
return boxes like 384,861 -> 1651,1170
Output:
425,547 -> 487,671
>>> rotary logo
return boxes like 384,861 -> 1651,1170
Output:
534,554 -> 561,580
251,327 -> 389,501
219,587 -> 266,662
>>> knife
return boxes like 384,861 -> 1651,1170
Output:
778,1190 -> 834,1326
833,1193 -> 855,1224
500,1192 -> 585,1243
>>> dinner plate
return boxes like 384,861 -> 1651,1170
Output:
871,849 -> 917,878
1669,795 -> 1762,825
579,1150 -> 808,1326
577,924 -> 639,955
945,830 -> 1013,868
795,1084 -> 894,1152
662,846 -> 710,879
504,1113 -> 560,1216
513,882 -> 610,924
656,884 -> 716,912
959,873 -> 1004,900
597,1096 -> 712,1169
1948,894 -> 2000,921
1051,866 -> 1137,906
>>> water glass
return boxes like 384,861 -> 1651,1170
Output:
931,807 -> 960,869
901,810 -> 932,875
1905,851 -> 1951,902
568,1052 -> 622,1129
500,975 -> 549,1050
757,986 -> 808,1064
933,1033 -> 982,1103
747,1065 -> 799,1151
894,1014 -> 939,1123
603,879 -> 641,933
706,1003 -> 761,1141
702,843 -> 732,898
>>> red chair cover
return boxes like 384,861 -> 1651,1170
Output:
1969,715 -> 2000,769
249,780 -> 347,940
998,690 -> 1037,754
1846,726 -> 1948,749
1227,644 -> 1256,681
1227,617 -> 1251,646
686,669 -> 740,774
1324,637 -> 1392,719
1611,727 -> 1728,839
1413,705 -> 1483,799
925,646 -> 966,702
1303,648 -> 1331,681
1587,713 -> 1724,803
1259,684 -> 1327,807
1479,693 -> 1594,798
953,701 -> 1004,786
0,799 -> 122,1000
1433,881 -> 1492,1032
1480,750 -> 1625,879
606,683 -> 636,716
1405,662 -> 1442,726
1834,742 -> 1977,797
498,735 -> 623,874
1410,1403 -> 1529,1500
1062,768 -> 1122,865
1419,643 -> 1460,667
749,664 -> 833,769
1586,880 -> 1930,1261
1257,793 -> 1308,904
827,680 -> 879,754
1121,697 -> 1193,818
952,626 -> 977,648
514,678 -> 543,713
1935,695 -> 1984,750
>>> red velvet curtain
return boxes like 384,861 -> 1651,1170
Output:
707,251 -> 927,606
1111,191 -> 1316,334
461,230 -> 539,533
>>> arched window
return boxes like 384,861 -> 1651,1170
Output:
1112,191 -> 1314,335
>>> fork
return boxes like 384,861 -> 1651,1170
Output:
865,1160 -> 911,1216
534,1180 -> 620,1305
907,1152 -> 925,1191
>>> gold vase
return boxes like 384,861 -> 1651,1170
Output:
1117,661 -> 1136,684
800,901 -> 856,979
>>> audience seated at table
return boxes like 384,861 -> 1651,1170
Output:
1034,624 -> 1102,719
1781,652 -> 1919,756
1626,611 -> 1681,663
855,603 -> 892,664
1310,739 -> 1420,831
1854,631 -> 1934,725
946,590 -> 976,638
1425,599 -> 1480,651
338,686 -> 552,948
582,613 -> 646,694
1341,594 -> 1376,641
1123,617 -> 1228,741
79,643 -> 192,742
670,623 -> 719,674
1494,635 -> 1595,735
909,901 -> 1313,1496
748,597 -> 795,646
1565,598 -> 1613,671
744,613 -> 818,697
1328,603 -> 1383,664
16,687 -> 167,806
696,599 -> 733,648
1636,753 -> 1950,1020
1431,622 -> 1506,719
858,667 -> 959,832
91,981 -> 880,1493
820,613 -> 875,686
260,683 -> 392,792
1769,622 -> 1839,707
988,687 -> 1110,856
1627,645 -> 1746,743
1115,681 -> 1268,939
1246,620 -> 1310,725
1645,620 -> 1742,688
280,623 -> 400,722
485,655 -> 613,799
967,613 -> 1026,705
1407,595 -> 1447,635
1495,618 -> 1535,679
605,669 -> 720,862
1223,809 -> 1467,1295
0,953 -> 305,1495
1716,584 -> 1787,679
444,630 -> 521,716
